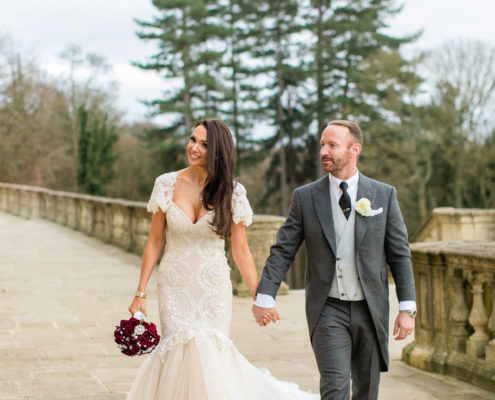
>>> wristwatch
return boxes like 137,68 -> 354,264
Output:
400,310 -> 417,318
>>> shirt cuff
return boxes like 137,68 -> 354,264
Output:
254,294 -> 276,308
399,301 -> 417,311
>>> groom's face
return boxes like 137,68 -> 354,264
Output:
320,125 -> 359,176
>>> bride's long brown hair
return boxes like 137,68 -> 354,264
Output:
195,119 -> 236,239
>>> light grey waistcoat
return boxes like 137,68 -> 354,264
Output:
328,188 -> 365,300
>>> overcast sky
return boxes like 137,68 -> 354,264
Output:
1,0 -> 494,123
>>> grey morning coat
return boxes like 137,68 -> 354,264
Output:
257,173 -> 416,371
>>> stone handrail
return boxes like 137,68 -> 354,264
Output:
412,207 -> 495,242
403,241 -> 495,392
0,182 -> 288,296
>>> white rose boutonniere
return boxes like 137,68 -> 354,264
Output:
355,198 -> 383,217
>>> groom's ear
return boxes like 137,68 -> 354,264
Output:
350,142 -> 362,158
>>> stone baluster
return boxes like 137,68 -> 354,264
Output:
466,271 -> 490,358
9,188 -> 20,216
486,275 -> 495,363
93,201 -> 107,241
111,204 -> 132,251
80,199 -> 94,236
30,190 -> 41,219
448,268 -> 469,353
55,195 -> 68,225
19,190 -> 31,219
132,208 -> 151,256
44,193 -> 56,221
66,197 -> 78,229
0,186 -> 5,210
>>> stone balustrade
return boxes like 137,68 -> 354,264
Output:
0,182 -> 288,296
403,241 -> 495,391
0,183 -> 151,255
413,207 -> 495,242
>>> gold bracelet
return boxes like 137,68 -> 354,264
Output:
135,291 -> 147,299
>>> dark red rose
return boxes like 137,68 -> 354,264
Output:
123,326 -> 133,337
114,317 -> 160,357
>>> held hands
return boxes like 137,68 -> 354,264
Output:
252,304 -> 280,327
393,312 -> 415,340
129,296 -> 147,317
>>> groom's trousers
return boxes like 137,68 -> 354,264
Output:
311,297 -> 381,400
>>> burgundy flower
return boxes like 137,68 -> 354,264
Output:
114,317 -> 160,357
124,326 -> 134,337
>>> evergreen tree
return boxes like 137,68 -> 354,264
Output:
217,0 -> 264,171
302,0 -> 421,178
77,105 -> 118,196
134,0 -> 229,171
250,0 -> 306,214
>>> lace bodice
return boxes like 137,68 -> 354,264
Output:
146,171 -> 253,349
147,171 -> 253,227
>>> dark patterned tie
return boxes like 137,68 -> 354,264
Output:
339,181 -> 351,219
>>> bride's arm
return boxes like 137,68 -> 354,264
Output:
128,211 -> 166,316
230,222 -> 258,299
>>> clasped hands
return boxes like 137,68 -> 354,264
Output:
252,305 -> 280,326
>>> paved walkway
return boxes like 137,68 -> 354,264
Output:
0,211 -> 493,399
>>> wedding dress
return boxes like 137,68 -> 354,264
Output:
126,171 -> 318,400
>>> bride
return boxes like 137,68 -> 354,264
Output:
126,118 -> 318,399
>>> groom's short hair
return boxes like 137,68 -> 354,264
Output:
328,120 -> 363,146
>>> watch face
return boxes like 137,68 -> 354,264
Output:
401,310 -> 416,318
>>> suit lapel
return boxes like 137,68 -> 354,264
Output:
312,175 -> 337,255
355,173 -> 376,248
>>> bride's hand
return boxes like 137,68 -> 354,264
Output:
128,297 -> 147,317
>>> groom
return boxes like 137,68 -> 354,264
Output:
252,120 -> 416,400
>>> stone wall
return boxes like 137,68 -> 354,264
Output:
403,241 -> 495,392
0,182 -> 288,296
413,207 -> 495,242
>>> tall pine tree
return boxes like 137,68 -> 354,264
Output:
217,0 -> 264,171
250,0 -> 306,214
134,0 -> 229,170
302,0 -> 421,178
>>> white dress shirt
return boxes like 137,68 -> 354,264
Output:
329,168 -> 359,205
255,170 -> 416,312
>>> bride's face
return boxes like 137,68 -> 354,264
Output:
187,125 -> 208,168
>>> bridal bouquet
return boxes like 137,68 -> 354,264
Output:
114,312 -> 160,356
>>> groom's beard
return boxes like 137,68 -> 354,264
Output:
321,154 -> 350,174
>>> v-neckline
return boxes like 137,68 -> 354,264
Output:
170,201 -> 211,225
170,171 -> 212,225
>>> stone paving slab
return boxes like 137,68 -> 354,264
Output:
0,211 -> 493,399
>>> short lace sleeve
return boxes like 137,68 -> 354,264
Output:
231,182 -> 253,227
147,172 -> 177,214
